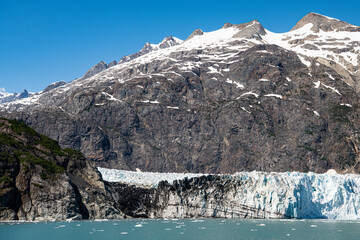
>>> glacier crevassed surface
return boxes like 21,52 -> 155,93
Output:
98,167 -> 360,220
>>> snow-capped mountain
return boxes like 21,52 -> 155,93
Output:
1,13 -> 359,175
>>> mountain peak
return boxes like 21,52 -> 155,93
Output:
158,36 -> 183,49
140,42 -> 154,53
79,60 -> 116,81
118,36 -> 183,64
232,20 -> 266,39
186,29 -> 204,41
42,81 -> 67,93
18,89 -> 29,99
221,23 -> 233,29
291,12 -> 360,32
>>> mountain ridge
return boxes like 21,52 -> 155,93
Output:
118,35 -> 183,64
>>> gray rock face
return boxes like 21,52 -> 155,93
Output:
18,90 -> 29,99
291,12 -> 360,32
79,61 -> 108,81
220,20 -> 266,39
107,60 -> 117,68
233,20 -> 266,39
158,36 -> 181,49
222,23 -> 233,29
79,60 -> 117,81
42,81 -> 67,93
186,29 -> 204,40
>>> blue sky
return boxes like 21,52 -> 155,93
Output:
1,0 -> 360,93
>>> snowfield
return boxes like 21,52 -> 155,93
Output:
98,167 -> 360,220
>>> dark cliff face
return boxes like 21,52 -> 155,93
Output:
0,118 -> 123,221
6,44 -> 360,174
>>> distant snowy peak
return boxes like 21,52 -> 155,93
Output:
0,91 -> 11,98
0,89 -> 34,104
0,92 -> 18,104
291,12 -> 360,32
118,36 -> 183,64
0,80 -> 71,105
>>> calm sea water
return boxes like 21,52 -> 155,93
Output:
1,219 -> 359,240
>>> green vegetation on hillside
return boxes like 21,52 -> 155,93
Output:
15,151 -> 64,175
0,118 -> 84,179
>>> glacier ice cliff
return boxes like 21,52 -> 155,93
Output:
99,168 -> 360,220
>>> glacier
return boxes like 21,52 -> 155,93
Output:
98,167 -> 203,187
98,167 -> 360,220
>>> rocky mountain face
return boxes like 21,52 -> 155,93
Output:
0,118 -> 124,221
1,13 -> 360,174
